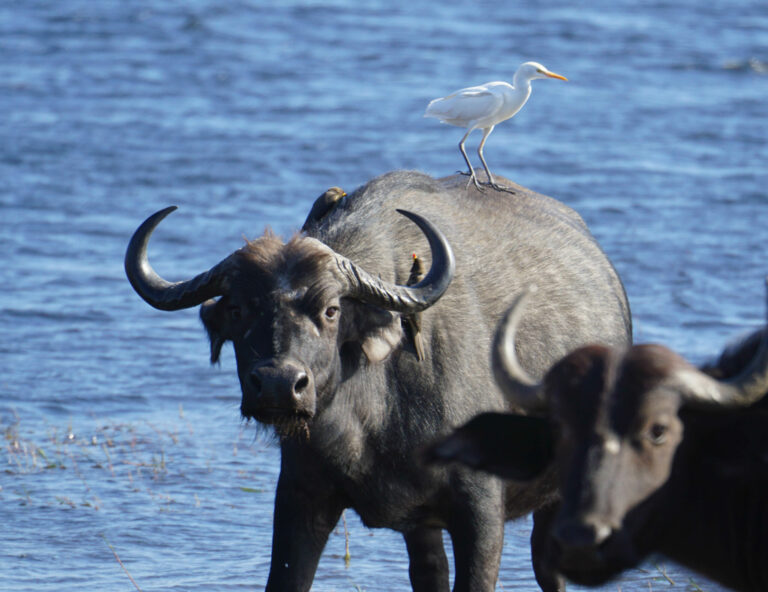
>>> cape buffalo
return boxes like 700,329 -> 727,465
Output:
124,170 -> 631,592
430,285 -> 768,591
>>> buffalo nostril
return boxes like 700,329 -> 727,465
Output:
554,519 -> 612,549
294,373 -> 309,394
249,363 -> 313,406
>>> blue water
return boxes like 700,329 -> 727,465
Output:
1,1 -> 766,590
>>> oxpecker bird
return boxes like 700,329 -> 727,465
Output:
404,252 -> 426,361
302,186 -> 346,231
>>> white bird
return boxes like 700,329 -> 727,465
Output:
424,61 -> 567,192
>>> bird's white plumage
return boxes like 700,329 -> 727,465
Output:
425,86 -> 505,128
425,61 -> 567,191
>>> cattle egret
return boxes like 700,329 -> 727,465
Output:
424,61 -> 567,192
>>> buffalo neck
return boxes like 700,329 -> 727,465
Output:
653,407 -> 768,592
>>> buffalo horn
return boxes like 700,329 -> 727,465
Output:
674,277 -> 768,407
492,286 -> 548,412
332,209 -> 455,314
124,206 -> 233,311
126,207 -> 454,315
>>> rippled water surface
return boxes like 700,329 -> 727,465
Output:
2,1 -> 766,590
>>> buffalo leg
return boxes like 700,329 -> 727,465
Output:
448,474 -> 505,592
404,527 -> 450,592
266,471 -> 344,592
531,504 -> 566,592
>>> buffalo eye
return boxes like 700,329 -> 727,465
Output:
324,306 -> 339,321
647,423 -> 668,445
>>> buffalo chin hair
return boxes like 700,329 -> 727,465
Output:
274,416 -> 311,442
247,414 -> 311,443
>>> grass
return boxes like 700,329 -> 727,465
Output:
2,409 -> 276,588
101,534 -> 144,592
1,405 -> 227,529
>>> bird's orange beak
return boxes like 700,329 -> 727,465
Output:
545,71 -> 568,81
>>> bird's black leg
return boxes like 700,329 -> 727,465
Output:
485,182 -> 516,194
476,126 -> 496,184
458,131 -> 483,191
476,126 -> 515,194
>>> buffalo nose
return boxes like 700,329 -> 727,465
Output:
251,362 -> 311,404
553,518 -> 612,549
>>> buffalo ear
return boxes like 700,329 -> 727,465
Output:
342,302 -> 404,364
425,412 -> 554,481
360,322 -> 403,363
209,335 -> 225,364
200,299 -> 227,364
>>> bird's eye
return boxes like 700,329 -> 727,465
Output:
324,306 -> 339,320
648,423 -> 668,445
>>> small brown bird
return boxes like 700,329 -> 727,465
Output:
301,186 -> 346,231
404,252 -> 426,361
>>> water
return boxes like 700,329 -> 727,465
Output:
1,1 -> 766,590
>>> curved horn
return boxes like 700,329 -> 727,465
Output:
125,206 -> 233,311
332,209 -> 455,313
674,278 -> 768,407
492,286 -> 548,412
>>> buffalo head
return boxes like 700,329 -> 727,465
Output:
429,283 -> 768,584
126,206 -> 455,438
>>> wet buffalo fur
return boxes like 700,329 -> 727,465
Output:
432,327 -> 768,592
175,170 -> 631,592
